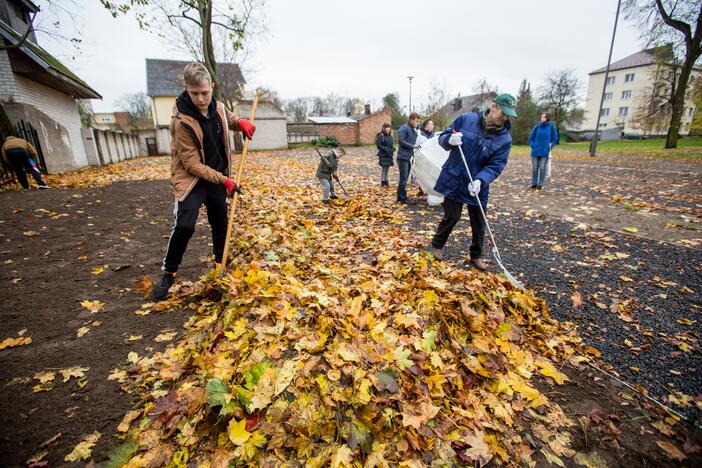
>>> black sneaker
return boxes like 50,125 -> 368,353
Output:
536,186 -> 543,190
151,273 -> 175,301
330,194 -> 339,199
530,185 -> 537,189
38,185 -> 50,190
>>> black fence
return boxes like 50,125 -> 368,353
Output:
16,120 -> 47,174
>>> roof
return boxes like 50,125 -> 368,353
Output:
590,47 -> 664,74
146,58 -> 245,97
236,100 -> 286,120
439,92 -> 497,122
308,116 -> 357,124
0,19 -> 101,99
350,107 -> 390,121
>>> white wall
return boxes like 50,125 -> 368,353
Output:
0,49 -> 91,172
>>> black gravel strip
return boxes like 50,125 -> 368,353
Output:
406,202 -> 702,423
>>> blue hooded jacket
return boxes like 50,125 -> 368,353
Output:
434,111 -> 512,206
397,123 -> 418,161
528,121 -> 559,157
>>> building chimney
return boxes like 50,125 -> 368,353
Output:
364,104 -> 371,115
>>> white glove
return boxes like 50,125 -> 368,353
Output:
468,179 -> 482,197
448,132 -> 463,146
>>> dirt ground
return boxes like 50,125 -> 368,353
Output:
0,150 -> 700,466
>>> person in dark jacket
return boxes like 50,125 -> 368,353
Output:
375,123 -> 394,187
396,112 -> 420,204
1,136 -> 49,190
430,94 -> 517,271
528,113 -> 558,189
316,147 -> 345,203
420,119 -> 435,139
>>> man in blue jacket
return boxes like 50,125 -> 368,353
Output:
396,112 -> 420,204
430,94 -> 517,271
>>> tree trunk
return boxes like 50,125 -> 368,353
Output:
666,55 -> 695,148
197,0 -> 222,102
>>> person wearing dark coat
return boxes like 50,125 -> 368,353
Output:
528,113 -> 559,189
430,94 -> 517,271
420,119 -> 435,139
396,112 -> 420,204
375,123 -> 394,187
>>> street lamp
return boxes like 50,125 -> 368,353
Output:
407,76 -> 414,113
591,0 -> 622,157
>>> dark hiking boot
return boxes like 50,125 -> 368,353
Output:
152,273 -> 176,301
330,194 -> 339,199
530,185 -> 537,189
536,186 -> 543,190
471,258 -> 488,271
322,199 -> 330,204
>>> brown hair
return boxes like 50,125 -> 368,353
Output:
541,112 -> 550,121
409,112 -> 420,122
335,147 -> 346,156
381,122 -> 392,131
182,62 -> 212,86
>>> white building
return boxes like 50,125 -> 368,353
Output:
583,47 -> 701,137
0,0 -> 103,172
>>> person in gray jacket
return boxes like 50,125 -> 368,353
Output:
316,147 -> 346,203
396,112 -> 420,204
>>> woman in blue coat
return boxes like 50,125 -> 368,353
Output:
528,113 -> 559,189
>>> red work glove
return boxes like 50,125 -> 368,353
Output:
238,118 -> 256,139
224,178 -> 242,195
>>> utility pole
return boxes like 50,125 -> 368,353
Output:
591,0 -> 621,157
407,76 -> 414,113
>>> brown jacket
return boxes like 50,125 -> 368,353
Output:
2,136 -> 38,163
169,101 -> 242,201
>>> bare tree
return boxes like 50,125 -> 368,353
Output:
284,97 -> 309,123
323,93 -> 346,116
624,0 -> 702,148
538,68 -> 584,134
114,92 -> 153,131
472,78 -> 499,96
100,0 -> 266,106
344,98 -> 365,116
254,87 -> 282,108
422,80 -> 452,129
629,50 -> 678,135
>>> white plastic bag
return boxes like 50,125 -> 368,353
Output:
545,151 -> 552,178
411,136 -> 450,205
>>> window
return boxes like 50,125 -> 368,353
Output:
622,90 -> 632,99
599,123 -> 608,128
618,107 -> 629,116
600,108 -> 610,117
605,76 -> 615,85
617,123 -> 625,130
625,73 -> 635,82
603,92 -> 613,101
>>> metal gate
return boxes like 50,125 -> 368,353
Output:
16,120 -> 47,174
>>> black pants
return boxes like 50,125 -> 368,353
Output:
162,180 -> 227,273
6,151 -> 45,189
397,159 -> 411,202
432,197 -> 487,259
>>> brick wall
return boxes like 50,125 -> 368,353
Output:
318,123 -> 359,146
358,108 -> 392,145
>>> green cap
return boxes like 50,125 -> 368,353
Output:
494,93 -> 518,118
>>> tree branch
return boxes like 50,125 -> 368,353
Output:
655,0 -> 692,40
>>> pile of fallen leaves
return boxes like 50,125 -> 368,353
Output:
111,157 -> 586,466
41,157 -> 170,189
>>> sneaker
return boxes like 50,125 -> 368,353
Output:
536,186 -> 543,190
330,194 -> 339,199
471,258 -> 488,271
151,273 -> 176,301
430,247 -> 443,261
322,199 -> 330,204
530,185 -> 537,189
38,185 -> 50,190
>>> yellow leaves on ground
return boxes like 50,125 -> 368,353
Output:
80,299 -> 104,313
227,419 -> 250,446
108,154 -> 585,466
64,431 -> 100,462
0,336 -> 32,350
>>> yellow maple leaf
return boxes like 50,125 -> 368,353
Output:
228,418 -> 251,446
0,336 -> 32,350
64,431 -> 100,462
535,359 -> 569,385
80,300 -> 104,313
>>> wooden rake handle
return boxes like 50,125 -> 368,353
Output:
217,95 -> 259,276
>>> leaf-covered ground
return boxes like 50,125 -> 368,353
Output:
0,148 -> 700,466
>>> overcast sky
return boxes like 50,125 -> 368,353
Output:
39,0 -> 644,113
